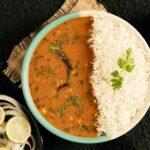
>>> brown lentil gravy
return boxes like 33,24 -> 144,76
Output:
29,17 -> 98,137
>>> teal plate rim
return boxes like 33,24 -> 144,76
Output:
21,10 -> 150,144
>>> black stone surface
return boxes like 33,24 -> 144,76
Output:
0,0 -> 150,149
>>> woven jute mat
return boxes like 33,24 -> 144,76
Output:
3,0 -> 106,85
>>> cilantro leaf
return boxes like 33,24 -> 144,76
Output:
126,64 -> 135,72
111,72 -> 124,91
111,70 -> 120,78
117,48 -> 135,72
117,58 -> 126,69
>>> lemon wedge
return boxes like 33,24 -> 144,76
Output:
6,116 -> 31,143
0,107 -> 5,125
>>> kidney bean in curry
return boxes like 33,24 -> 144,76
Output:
29,17 -> 99,137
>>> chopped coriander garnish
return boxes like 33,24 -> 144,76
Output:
49,34 -> 68,52
47,65 -> 52,74
59,107 -> 65,116
62,34 -> 68,45
70,95 -> 82,115
50,100 -> 69,117
72,33 -> 80,44
118,48 -> 135,72
111,70 -> 124,90
58,100 -> 69,117
70,95 -> 82,109
78,125 -> 88,131
49,43 -> 62,52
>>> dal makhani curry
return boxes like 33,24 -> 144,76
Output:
29,17 -> 99,137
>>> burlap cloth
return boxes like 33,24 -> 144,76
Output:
3,0 -> 106,85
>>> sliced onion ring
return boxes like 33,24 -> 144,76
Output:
0,95 -> 21,109
2,105 -> 24,113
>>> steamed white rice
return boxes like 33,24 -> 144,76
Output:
90,14 -> 150,137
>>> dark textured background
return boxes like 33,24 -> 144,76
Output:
0,0 -> 150,149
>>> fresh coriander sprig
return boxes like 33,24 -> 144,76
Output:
111,70 -> 124,91
117,48 -> 135,72
111,48 -> 135,91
